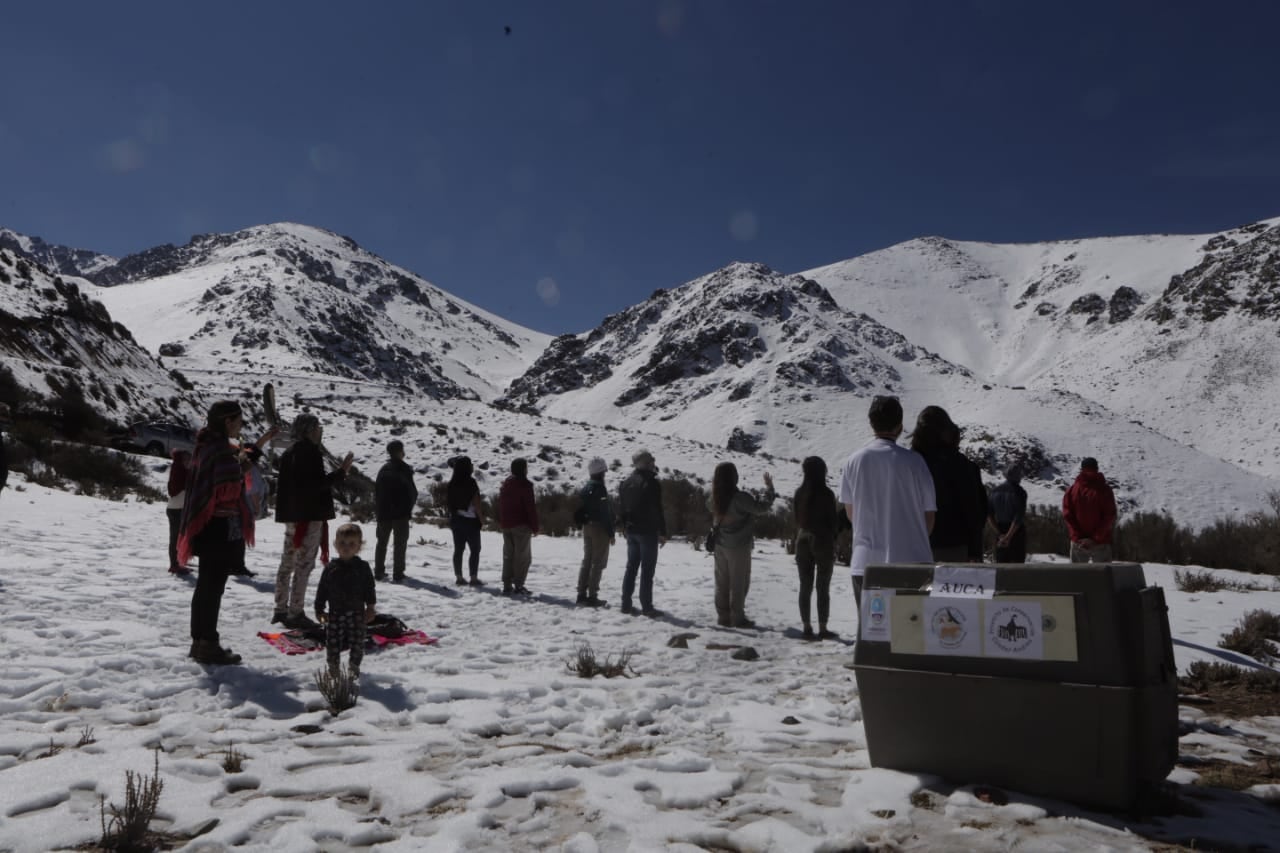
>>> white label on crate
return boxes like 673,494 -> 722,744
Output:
923,598 -> 982,656
859,588 -> 893,642
930,566 -> 995,599
984,602 -> 1044,659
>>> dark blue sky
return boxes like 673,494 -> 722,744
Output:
2,1 -> 1278,334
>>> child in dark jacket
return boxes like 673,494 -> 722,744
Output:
315,523 -> 376,677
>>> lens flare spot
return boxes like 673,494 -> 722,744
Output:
536,276 -> 561,306
729,210 -> 758,242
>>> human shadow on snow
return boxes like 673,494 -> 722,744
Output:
198,666 -> 308,716
359,678 -> 415,713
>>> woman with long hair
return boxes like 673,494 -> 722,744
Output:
178,400 -> 265,665
909,406 -> 987,563
794,456 -> 839,640
708,462 -> 775,628
446,455 -> 485,585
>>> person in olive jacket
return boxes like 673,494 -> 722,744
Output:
273,413 -> 353,629
708,462 -> 775,628
374,440 -> 418,582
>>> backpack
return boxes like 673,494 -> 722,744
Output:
366,613 -> 409,638
573,501 -> 589,527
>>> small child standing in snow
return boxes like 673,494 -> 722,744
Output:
315,523 -> 376,677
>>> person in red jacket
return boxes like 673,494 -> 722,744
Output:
498,457 -> 539,596
1062,457 -> 1117,563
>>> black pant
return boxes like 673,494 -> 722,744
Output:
190,517 -> 243,643
450,515 -> 482,578
375,518 -> 410,579
167,507 -> 182,570
994,523 -> 1027,563
796,536 -> 834,627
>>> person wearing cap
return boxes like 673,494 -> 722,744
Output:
617,449 -> 667,616
498,457 -> 540,595
1062,457 -> 1116,563
177,400 -> 258,665
273,413 -> 354,629
838,396 -> 936,609
987,465 -> 1028,563
374,440 -> 418,582
576,457 -> 615,606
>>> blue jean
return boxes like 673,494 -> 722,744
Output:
622,532 -> 659,611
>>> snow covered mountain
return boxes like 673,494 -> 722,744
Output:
82,223 -> 551,402
0,244 -> 196,426
804,217 -> 1280,483
0,228 -> 117,280
4,216 -> 1279,527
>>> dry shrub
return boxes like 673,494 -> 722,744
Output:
315,666 -> 359,714
1219,610 -> 1280,662
566,642 -> 636,678
1174,568 -> 1260,593
99,749 -> 164,851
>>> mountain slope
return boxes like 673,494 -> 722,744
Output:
0,245 -> 196,426
804,218 -> 1280,481
84,223 -> 551,401
0,228 -> 117,280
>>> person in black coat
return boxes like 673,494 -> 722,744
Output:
617,449 -> 667,616
273,413 -> 353,629
794,456 -> 839,640
374,440 -> 418,582
909,406 -> 988,563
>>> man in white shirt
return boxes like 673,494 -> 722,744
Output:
839,396 -> 937,606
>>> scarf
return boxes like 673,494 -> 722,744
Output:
177,427 -> 255,564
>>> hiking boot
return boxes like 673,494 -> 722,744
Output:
455,574 -> 467,586
620,604 -> 635,615
802,625 -> 816,641
503,585 -> 513,596
169,565 -> 192,575
818,628 -> 838,640
641,608 -> 661,618
375,571 -> 387,582
733,618 -> 756,629
392,574 -> 405,583
717,617 -> 731,627
587,596 -> 607,608
576,593 -> 589,605
515,586 -> 532,597
270,609 -> 288,625
228,566 -> 255,577
469,577 -> 484,586
191,641 -> 241,665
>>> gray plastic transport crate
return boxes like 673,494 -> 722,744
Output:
852,562 -> 1177,810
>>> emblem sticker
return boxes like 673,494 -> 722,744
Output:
923,599 -> 981,656
984,603 -> 1044,659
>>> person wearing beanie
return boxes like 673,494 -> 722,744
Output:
987,464 -> 1028,563
273,413 -> 354,629
374,440 -> 418,582
576,457 -> 615,606
1062,457 -> 1116,563
497,457 -> 539,595
617,449 -> 667,616
178,399 -> 277,665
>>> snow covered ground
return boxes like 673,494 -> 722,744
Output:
1,479 -> 1278,852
